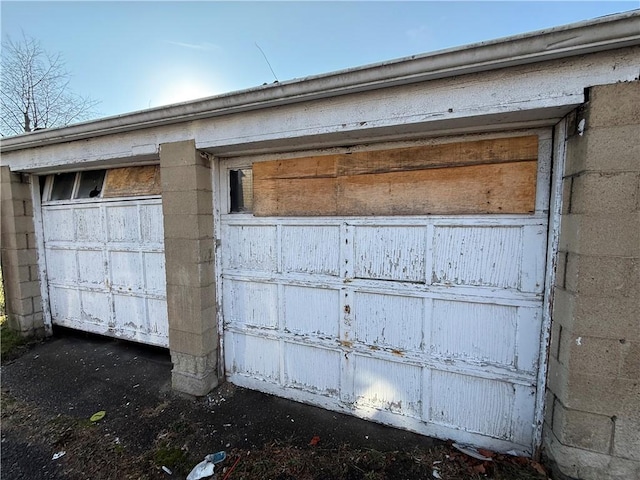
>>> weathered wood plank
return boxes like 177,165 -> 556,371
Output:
339,161 -> 537,215
253,156 -> 337,180
253,136 -> 538,216
253,177 -> 338,216
103,166 -> 161,198
337,136 -> 538,176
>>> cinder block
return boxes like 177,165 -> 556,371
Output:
565,124 -> 640,176
587,82 -> 640,128
555,251 -> 568,288
31,296 -> 42,314
159,140 -> 198,168
163,214 -> 213,240
544,426 -> 640,480
565,336 -> 621,378
547,355 -> 569,403
565,253 -> 638,298
560,213 -> 640,257
612,414 -> 640,461
16,249 -> 37,267
561,177 -> 573,215
619,341 -> 640,380
161,189 -> 213,216
544,389 -> 556,427
11,296 -> 33,315
1,216 -> 36,236
168,327 -> 217,356
164,237 -> 214,267
19,280 -> 41,299
23,200 -> 33,217
549,320 -> 562,361
1,232 -> 27,250
552,401 -> 613,453
161,164 -> 212,192
571,294 -> 640,342
565,372 -> 640,417
571,172 -> 639,214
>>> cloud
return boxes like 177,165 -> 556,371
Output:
166,41 -> 222,52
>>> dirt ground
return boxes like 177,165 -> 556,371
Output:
1,329 -> 550,479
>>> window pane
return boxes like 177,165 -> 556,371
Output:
76,170 -> 106,198
230,168 -> 253,213
49,173 -> 76,200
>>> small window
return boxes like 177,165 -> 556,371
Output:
49,172 -> 76,200
76,170 -> 106,198
230,168 -> 253,213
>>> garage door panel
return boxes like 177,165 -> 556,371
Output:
516,307 -> 543,373
75,207 -> 103,242
80,291 -> 110,325
223,133 -> 548,453
77,250 -> 105,286
47,249 -> 77,284
285,343 -> 340,395
354,226 -> 426,282
110,251 -> 143,291
281,225 -> 340,275
144,252 -> 167,295
431,300 -> 517,367
432,226 -> 522,289
430,371 -> 513,440
147,299 -> 169,337
106,205 -> 139,242
521,225 -> 548,294
43,209 -> 74,242
140,204 -> 164,244
284,285 -> 339,337
50,286 -> 81,323
42,199 -> 168,347
354,355 -> 422,418
223,225 -> 276,271
223,279 -> 278,329
354,292 -> 423,351
225,332 -> 280,381
113,294 -> 146,331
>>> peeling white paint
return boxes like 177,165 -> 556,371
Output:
41,198 -> 168,347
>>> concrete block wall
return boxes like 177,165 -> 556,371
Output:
544,81 -> 640,479
160,140 -> 218,396
0,167 -> 46,337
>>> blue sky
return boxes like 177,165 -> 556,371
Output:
2,1 -> 637,119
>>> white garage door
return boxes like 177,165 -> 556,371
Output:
220,134 -> 550,453
41,168 -> 168,347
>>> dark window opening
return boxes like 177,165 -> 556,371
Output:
49,172 -> 76,200
76,170 -> 106,198
230,168 -> 253,213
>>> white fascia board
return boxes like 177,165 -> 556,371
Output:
3,44 -> 639,173
1,10 -> 638,155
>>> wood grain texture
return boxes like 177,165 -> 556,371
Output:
103,165 -> 161,198
253,136 -> 538,216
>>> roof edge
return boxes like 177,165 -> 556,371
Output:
2,10 -> 639,153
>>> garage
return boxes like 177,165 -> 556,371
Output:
39,166 -> 169,347
220,132 -> 551,453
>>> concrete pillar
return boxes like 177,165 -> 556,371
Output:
160,140 -> 218,396
544,81 -> 640,480
0,167 -> 46,337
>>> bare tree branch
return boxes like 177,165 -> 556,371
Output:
1,32 -> 100,136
